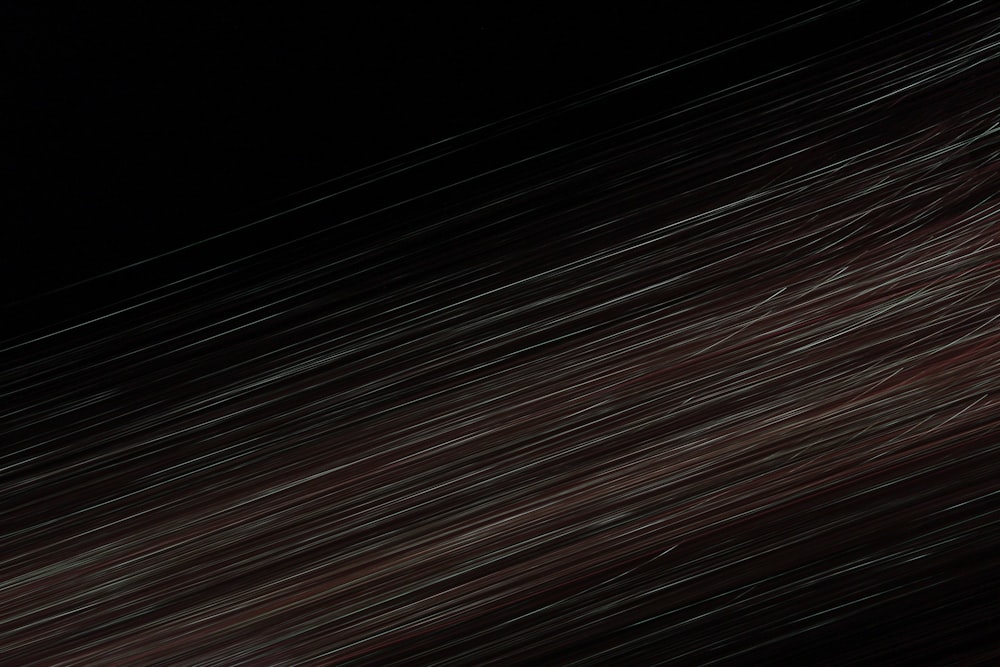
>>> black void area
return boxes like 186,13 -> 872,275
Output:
4,3 -> 918,341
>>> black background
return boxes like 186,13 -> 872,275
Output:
4,4 -> 911,334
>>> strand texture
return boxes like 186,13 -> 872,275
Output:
3,3 -> 1000,664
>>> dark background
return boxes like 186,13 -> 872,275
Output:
4,4 -> 911,338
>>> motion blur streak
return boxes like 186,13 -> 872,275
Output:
3,3 -> 1000,665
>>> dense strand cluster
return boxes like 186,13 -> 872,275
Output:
3,3 -> 1000,664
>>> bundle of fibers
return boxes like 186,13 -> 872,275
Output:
2,3 -> 1000,664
